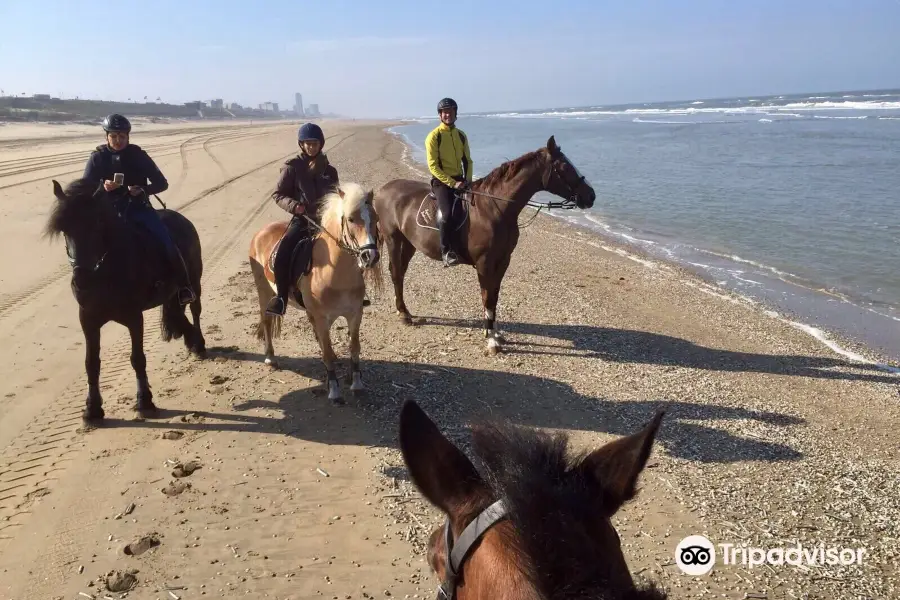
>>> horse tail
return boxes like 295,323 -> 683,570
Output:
258,314 -> 283,339
160,298 -> 186,342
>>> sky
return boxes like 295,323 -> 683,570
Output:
1,0 -> 898,118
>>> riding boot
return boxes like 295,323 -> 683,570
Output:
266,244 -> 301,316
266,268 -> 292,317
439,219 -> 459,267
169,245 -> 196,305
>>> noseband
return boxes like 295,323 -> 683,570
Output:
437,499 -> 508,599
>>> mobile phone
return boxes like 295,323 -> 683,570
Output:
113,173 -> 124,185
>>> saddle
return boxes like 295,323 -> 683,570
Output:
415,191 -> 470,232
268,236 -> 315,302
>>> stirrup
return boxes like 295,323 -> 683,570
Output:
266,297 -> 287,316
178,288 -> 196,305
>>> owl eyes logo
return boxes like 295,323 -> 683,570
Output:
675,535 -> 716,575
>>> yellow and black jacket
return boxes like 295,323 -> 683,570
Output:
425,123 -> 473,187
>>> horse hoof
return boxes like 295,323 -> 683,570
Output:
136,403 -> 159,418
82,407 -> 105,425
264,356 -> 279,369
350,372 -> 364,392
327,380 -> 343,403
486,337 -> 502,356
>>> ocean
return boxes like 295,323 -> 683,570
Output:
388,89 -> 900,363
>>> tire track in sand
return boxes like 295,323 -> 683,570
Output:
0,134 -> 318,324
0,132 -> 356,543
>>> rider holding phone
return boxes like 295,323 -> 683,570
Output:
82,114 -> 196,305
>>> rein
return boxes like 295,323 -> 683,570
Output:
301,213 -> 377,258
463,157 -> 586,220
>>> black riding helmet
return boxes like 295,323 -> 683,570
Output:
298,122 -> 325,146
437,98 -> 458,113
102,113 -> 131,134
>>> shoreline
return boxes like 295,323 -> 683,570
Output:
0,119 -> 897,598
385,124 -> 900,373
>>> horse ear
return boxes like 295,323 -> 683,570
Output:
399,400 -> 485,517
52,180 -> 66,201
578,410 -> 665,515
547,135 -> 559,154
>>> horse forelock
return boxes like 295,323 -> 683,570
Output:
45,178 -> 103,237
318,182 -> 370,236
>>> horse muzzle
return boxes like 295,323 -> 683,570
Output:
358,246 -> 380,269
577,186 -> 597,209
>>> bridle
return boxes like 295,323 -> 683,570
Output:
465,151 -> 588,211
436,499 -> 508,599
301,208 -> 378,261
64,234 -> 107,273
542,151 -> 589,207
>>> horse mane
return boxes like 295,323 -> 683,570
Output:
469,422 -> 668,600
317,181 -> 370,236
474,148 -> 547,190
44,178 -> 104,239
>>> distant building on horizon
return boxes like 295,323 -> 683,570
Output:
259,101 -> 279,112
295,92 -> 304,117
307,103 -> 320,117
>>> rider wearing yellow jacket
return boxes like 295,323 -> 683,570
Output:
425,97 -> 473,266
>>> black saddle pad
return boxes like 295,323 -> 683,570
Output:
269,237 -> 314,283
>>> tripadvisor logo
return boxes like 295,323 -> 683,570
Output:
675,535 -> 867,575
675,535 -> 716,575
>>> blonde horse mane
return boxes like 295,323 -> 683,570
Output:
316,182 -> 384,294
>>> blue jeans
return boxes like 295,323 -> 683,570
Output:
117,196 -> 188,286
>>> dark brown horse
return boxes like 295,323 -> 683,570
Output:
44,178 -> 205,424
374,136 -> 595,354
399,399 -> 668,600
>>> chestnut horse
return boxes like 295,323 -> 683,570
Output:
248,182 -> 382,402
399,399 -> 668,600
44,178 -> 205,425
374,136 -> 595,355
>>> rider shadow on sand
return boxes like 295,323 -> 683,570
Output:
416,317 -> 899,384
115,350 -> 806,464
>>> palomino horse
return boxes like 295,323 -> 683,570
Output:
399,399 -> 668,600
374,136 -> 596,355
248,182 -> 382,402
44,179 -> 206,424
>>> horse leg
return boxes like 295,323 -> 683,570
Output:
347,308 -> 364,394
388,235 -> 417,324
309,313 -> 342,403
187,281 -> 206,357
478,257 -> 511,355
127,314 -> 157,417
80,310 -> 104,424
250,258 -> 279,367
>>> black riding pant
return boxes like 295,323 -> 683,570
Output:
431,178 -> 460,254
274,216 -> 311,299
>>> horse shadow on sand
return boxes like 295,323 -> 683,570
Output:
415,317 -> 899,384
107,347 -> 806,465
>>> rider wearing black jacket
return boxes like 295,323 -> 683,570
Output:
82,114 -> 195,305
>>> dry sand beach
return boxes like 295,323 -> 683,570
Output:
0,119 -> 897,599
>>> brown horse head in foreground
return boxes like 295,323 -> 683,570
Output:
374,136 -> 596,355
248,182 -> 382,401
399,400 -> 667,600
